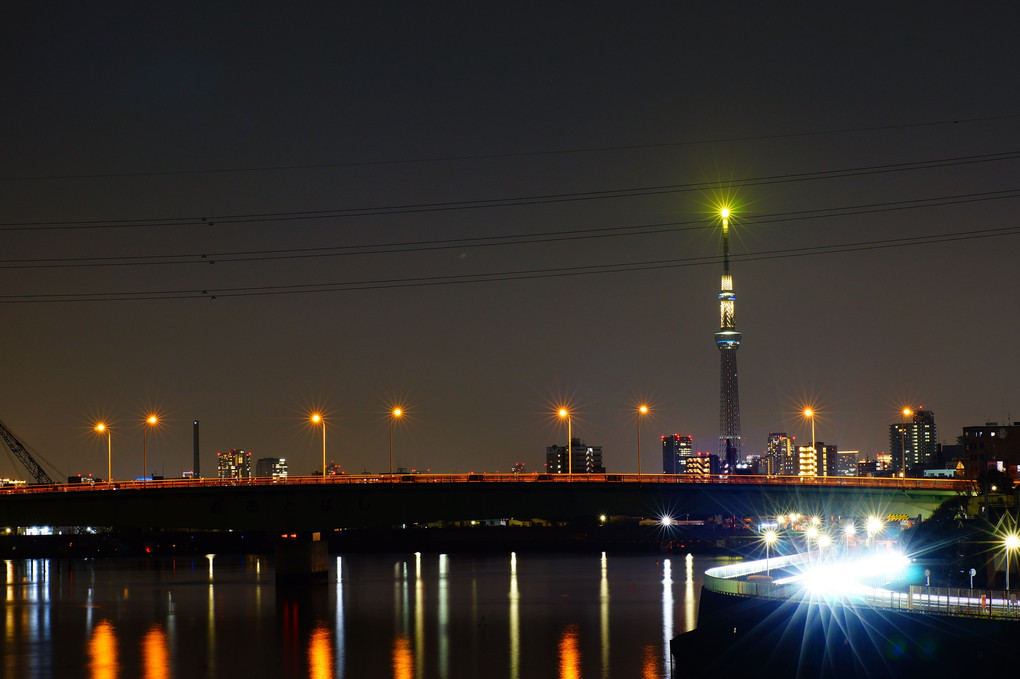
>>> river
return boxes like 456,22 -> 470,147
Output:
2,552 -> 723,678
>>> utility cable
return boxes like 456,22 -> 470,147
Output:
1,151 -> 1018,231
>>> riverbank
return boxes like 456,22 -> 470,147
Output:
0,523 -> 757,558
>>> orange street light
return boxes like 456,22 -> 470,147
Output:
900,407 -> 913,479
389,408 -> 403,476
310,413 -> 326,478
803,408 -> 816,463
95,423 -> 112,483
142,414 -> 159,484
636,404 -> 649,477
558,409 -> 572,475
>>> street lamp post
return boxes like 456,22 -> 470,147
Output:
142,415 -> 158,484
636,405 -> 648,477
866,516 -> 883,549
95,423 -> 112,483
803,408 -> 816,476
900,408 -> 913,480
1005,534 -> 1020,590
558,409 -> 572,475
389,408 -> 402,476
818,533 -> 832,554
311,413 -> 326,478
805,525 -> 818,558
763,530 -> 778,577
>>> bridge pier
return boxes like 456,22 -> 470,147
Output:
275,531 -> 328,583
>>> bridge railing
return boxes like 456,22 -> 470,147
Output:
0,472 -> 974,495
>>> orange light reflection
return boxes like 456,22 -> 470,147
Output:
392,634 -> 413,679
641,644 -> 657,678
558,624 -> 581,679
88,619 -> 119,679
143,623 -> 168,679
308,623 -> 333,679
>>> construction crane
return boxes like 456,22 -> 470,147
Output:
0,418 -> 54,484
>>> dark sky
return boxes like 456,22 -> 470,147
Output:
1,3 -> 1019,480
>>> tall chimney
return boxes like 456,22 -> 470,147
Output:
193,420 -> 200,478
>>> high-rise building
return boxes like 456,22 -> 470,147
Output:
546,438 -> 606,474
797,446 -> 817,477
835,450 -> 860,476
217,449 -> 252,479
715,208 -> 742,459
662,434 -> 694,474
255,457 -> 288,480
797,442 -> 838,477
961,422 -> 1020,478
687,452 -> 720,477
767,433 -> 797,476
889,409 -> 937,475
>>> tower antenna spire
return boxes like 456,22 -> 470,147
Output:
715,207 -> 742,464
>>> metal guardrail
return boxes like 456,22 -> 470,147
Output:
0,472 -> 973,496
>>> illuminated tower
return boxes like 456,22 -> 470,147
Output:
715,208 -> 742,459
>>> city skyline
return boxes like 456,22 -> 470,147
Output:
1,5 -> 1018,480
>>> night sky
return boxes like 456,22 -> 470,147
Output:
2,4 -> 1018,481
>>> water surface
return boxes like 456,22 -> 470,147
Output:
3,552 -> 720,678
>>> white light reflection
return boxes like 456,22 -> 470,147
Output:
509,552 -> 519,679
439,554 -> 449,679
402,561 -> 410,641
336,556 -> 345,678
394,561 -> 403,640
166,589 -> 177,675
28,559 -> 39,603
26,561 -> 38,646
600,552 -> 609,679
683,554 -> 695,633
205,553 -> 217,675
661,558 -> 673,674
207,578 -> 216,675
414,553 -> 424,679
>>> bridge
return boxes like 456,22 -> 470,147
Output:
0,473 -> 968,532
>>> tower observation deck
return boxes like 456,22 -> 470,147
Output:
715,208 -> 741,459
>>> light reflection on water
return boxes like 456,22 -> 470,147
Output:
307,623 -> 333,679
1,552 -> 713,678
558,624 -> 581,679
393,634 -> 414,679
143,624 -> 169,679
661,558 -> 674,672
87,619 -> 118,679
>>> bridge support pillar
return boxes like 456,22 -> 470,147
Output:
275,531 -> 328,583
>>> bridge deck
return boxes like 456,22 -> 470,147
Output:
0,474 -> 970,531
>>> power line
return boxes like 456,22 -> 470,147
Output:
2,113 -> 1017,183
3,220 -> 1017,304
1,150 -> 1018,231
1,187 -> 1017,269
